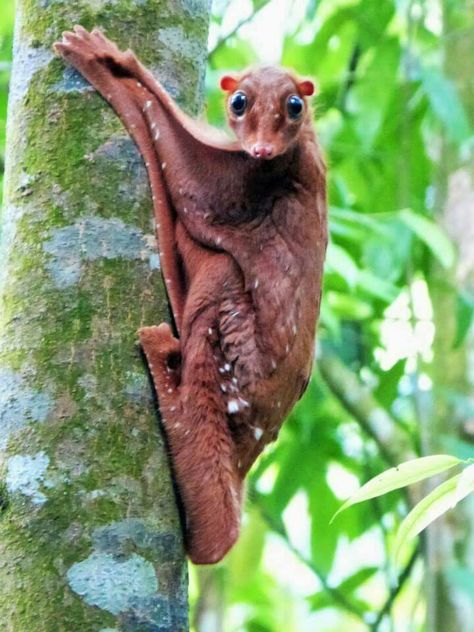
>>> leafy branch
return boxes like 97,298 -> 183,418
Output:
319,354 -> 416,466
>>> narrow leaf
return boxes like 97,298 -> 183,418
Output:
331,455 -> 461,523
325,242 -> 359,289
399,208 -> 455,269
393,471 -> 474,565
337,567 -> 378,593
454,464 -> 474,506
454,291 -> 474,349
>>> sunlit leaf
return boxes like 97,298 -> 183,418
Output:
454,464 -> 474,506
325,242 -> 359,288
399,208 -> 456,269
331,455 -> 461,522
356,270 -> 399,303
326,291 -> 373,320
393,471 -> 474,565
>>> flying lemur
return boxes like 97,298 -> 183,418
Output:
55,26 -> 327,565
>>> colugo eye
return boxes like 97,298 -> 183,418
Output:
287,95 -> 304,119
230,92 -> 247,116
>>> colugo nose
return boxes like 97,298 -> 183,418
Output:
251,143 -> 274,159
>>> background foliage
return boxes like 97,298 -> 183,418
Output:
1,1 -> 474,630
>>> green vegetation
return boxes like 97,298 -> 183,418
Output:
2,0 -> 473,630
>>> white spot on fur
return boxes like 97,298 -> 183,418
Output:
227,400 -> 239,414
144,100 -> 152,109
254,279 -> 259,289
161,162 -> 167,170
254,427 -> 263,441
224,363 -> 231,371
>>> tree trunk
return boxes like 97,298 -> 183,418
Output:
425,2 -> 474,630
0,1 -> 210,629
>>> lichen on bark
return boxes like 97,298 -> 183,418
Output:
0,1 -> 211,629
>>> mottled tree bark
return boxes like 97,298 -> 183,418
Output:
0,1 -> 211,630
424,2 -> 474,630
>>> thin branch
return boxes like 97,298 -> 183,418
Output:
337,43 -> 362,111
318,354 -> 416,466
208,0 -> 273,59
370,546 -> 420,631
251,491 -> 367,622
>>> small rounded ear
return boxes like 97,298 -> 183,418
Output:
299,80 -> 315,96
220,75 -> 239,92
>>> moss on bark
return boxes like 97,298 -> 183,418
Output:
0,1 -> 211,629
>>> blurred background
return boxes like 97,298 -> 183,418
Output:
1,0 -> 474,630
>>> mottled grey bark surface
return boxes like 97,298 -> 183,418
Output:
0,1 -> 211,630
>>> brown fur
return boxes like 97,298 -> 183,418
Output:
54,27 -> 327,564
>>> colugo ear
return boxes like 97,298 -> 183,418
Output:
299,80 -> 316,96
220,75 -> 239,92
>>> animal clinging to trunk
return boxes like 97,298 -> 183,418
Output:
54,26 -> 327,565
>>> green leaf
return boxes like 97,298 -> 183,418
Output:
325,242 -> 359,289
421,67 -> 471,142
454,291 -> 474,349
331,455 -> 461,522
393,470 -> 474,565
399,208 -> 456,269
374,360 -> 406,408
356,270 -> 400,303
337,567 -> 378,594
454,464 -> 474,506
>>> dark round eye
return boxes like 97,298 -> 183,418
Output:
230,92 -> 248,116
287,95 -> 304,119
